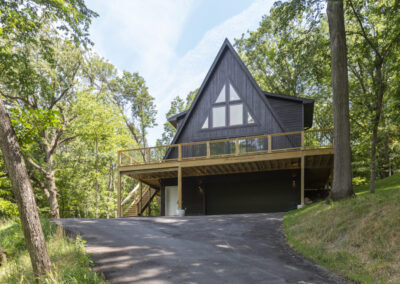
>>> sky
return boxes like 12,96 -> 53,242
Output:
85,0 -> 275,145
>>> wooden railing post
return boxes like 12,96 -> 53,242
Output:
146,148 -> 151,163
139,181 -> 142,215
178,166 -> 182,210
235,138 -> 239,155
206,141 -> 210,158
178,144 -> 182,161
301,131 -> 305,150
117,171 -> 121,217
268,135 -> 272,153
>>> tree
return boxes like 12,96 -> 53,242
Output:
0,0 -> 96,279
1,28 -> 84,218
235,3 -> 332,130
1,0 -> 97,220
54,54 -> 135,218
116,72 -> 157,151
346,0 -> 400,192
157,89 -> 198,146
326,0 -> 354,199
0,97 -> 52,279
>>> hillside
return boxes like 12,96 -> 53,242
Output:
283,174 -> 400,283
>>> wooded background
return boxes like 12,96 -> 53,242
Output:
1,0 -> 399,219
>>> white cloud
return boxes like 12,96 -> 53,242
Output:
87,0 -> 274,145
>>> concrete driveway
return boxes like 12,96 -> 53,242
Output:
55,213 -> 343,284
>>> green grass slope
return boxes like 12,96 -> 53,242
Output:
0,219 -> 106,283
283,174 -> 400,283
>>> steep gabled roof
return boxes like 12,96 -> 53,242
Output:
168,38 -> 289,145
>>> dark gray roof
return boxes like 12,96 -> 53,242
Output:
167,110 -> 188,128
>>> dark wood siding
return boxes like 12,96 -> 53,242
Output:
161,170 -> 301,216
267,97 -> 303,132
204,171 -> 300,214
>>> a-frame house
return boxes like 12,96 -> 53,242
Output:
117,39 -> 334,217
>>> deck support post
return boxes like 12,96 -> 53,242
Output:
300,154 -> 305,207
139,180 -> 142,216
178,166 -> 182,210
117,171 -> 121,217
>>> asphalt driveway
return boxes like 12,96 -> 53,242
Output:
55,213 -> 343,284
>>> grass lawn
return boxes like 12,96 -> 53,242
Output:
0,218 -> 106,283
283,174 -> 400,283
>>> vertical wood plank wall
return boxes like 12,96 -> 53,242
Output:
174,49 -> 304,145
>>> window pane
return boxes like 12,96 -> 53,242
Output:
230,84 -> 240,101
213,106 -> 226,127
202,117 -> 209,129
230,104 -> 243,126
215,85 -> 225,103
248,113 -> 255,124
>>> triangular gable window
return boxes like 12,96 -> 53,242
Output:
215,85 -> 225,103
248,113 -> 254,124
201,117 -> 208,129
230,84 -> 240,101
202,82 -> 256,129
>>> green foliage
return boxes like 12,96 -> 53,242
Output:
0,0 -> 97,47
0,219 -> 105,283
235,0 -> 400,182
56,90 -> 133,218
284,174 -> 400,283
157,89 -> 198,146
0,198 -> 18,218
115,71 -> 157,148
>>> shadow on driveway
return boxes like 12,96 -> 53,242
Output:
54,213 -> 344,283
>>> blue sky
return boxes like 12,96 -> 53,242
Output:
85,0 -> 275,145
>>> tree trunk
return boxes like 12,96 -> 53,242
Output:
327,0 -> 354,200
370,62 -> 385,193
0,97 -> 52,279
94,137 -> 99,218
47,170 -> 60,219
380,109 -> 391,178
27,134 -> 61,219
0,245 -> 7,266
106,162 -> 114,219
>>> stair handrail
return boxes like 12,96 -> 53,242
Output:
121,183 -> 140,206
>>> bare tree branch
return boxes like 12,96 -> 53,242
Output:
26,157 -> 49,176
348,0 -> 382,61
49,62 -> 81,110
0,89 -> 34,108
58,135 -> 77,145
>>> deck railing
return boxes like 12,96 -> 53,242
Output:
118,128 -> 333,167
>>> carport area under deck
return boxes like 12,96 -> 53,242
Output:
117,146 -> 333,217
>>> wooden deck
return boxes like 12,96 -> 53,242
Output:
117,129 -> 334,217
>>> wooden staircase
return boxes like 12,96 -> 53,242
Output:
123,186 -> 158,217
